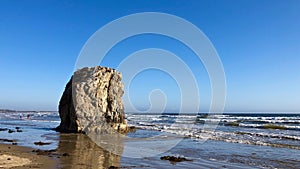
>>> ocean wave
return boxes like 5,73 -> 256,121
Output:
130,115 -> 300,150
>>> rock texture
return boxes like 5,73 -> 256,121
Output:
56,66 -> 128,133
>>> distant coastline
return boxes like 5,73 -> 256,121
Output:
0,109 -> 16,113
1,108 -> 299,115
0,109 -> 57,113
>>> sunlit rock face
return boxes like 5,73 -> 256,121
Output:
56,66 -> 128,134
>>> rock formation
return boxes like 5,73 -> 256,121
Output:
56,66 -> 128,134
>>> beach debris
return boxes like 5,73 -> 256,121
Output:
160,155 -> 192,164
34,141 -> 51,146
56,66 -> 128,133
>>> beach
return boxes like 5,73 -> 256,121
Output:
0,111 -> 300,168
2,133 -> 299,169
0,133 -> 122,169
1,1 -> 300,168
0,144 -> 57,168
0,135 -> 255,169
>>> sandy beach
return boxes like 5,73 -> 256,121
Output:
0,144 -> 57,169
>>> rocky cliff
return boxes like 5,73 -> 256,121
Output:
56,66 -> 128,134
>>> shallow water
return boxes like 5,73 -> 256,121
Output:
0,111 -> 59,150
0,111 -> 299,168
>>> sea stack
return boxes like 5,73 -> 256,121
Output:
56,66 -> 128,134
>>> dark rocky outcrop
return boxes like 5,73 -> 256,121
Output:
34,141 -> 52,146
56,66 -> 128,134
160,156 -> 193,164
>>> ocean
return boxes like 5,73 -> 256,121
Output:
0,111 -> 299,168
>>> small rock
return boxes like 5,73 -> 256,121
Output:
12,142 -> 17,145
8,129 -> 15,133
33,149 -> 56,155
62,153 -> 69,156
128,126 -> 136,133
16,129 -> 23,132
160,156 -> 192,163
7,158 -> 11,160
0,128 -> 8,131
15,127 -> 20,130
0,138 -> 14,142
34,141 -> 51,146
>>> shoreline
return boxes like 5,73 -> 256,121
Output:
1,112 -> 299,168
1,132 -> 123,169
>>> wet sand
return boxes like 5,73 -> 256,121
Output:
0,133 -> 122,169
0,144 -> 57,168
1,132 -> 278,169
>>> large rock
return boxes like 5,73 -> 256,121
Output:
56,66 -> 128,134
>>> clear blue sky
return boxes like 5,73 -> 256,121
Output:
0,0 -> 299,112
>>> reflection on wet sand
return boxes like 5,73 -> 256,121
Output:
57,133 -> 122,168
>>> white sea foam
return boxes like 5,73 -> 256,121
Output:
127,113 -> 300,149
